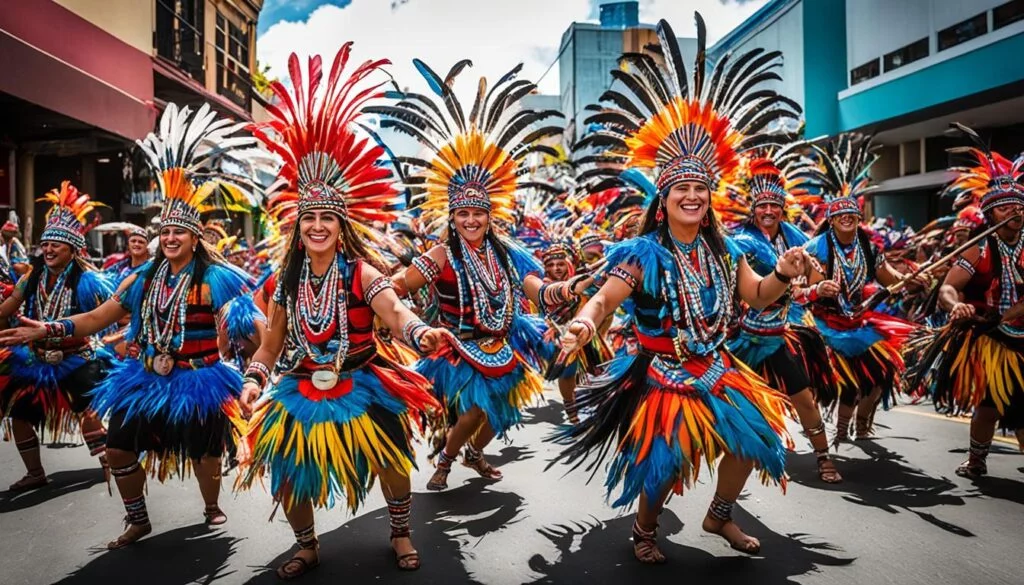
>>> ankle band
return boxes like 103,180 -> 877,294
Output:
294,524 -> 318,550
387,494 -> 412,539
123,495 -> 150,526
969,438 -> 991,460
708,495 -> 734,522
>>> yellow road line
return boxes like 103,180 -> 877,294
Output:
890,407 -> 1019,446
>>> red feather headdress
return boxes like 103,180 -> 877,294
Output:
38,181 -> 105,252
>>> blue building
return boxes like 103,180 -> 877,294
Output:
559,1 -> 697,142
710,0 -> 1024,227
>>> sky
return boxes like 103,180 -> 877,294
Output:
255,0 -> 770,97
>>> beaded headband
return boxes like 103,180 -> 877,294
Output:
542,243 -> 572,263
577,233 -> 603,250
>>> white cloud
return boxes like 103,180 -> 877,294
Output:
257,0 -> 770,100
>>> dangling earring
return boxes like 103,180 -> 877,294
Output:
701,214 -> 710,227
655,199 -> 665,223
298,240 -> 304,250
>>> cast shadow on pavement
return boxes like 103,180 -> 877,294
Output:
244,479 -> 528,584
786,440 -> 974,536
54,524 -> 240,584
0,467 -> 105,513
528,507 -> 853,585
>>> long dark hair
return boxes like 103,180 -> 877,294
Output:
444,221 -> 513,274
639,188 -> 728,260
816,221 -> 876,279
142,237 -> 222,300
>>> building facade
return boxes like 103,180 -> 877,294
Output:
0,0 -> 264,247
710,0 -> 1024,227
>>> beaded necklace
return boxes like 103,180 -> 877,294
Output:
995,236 -> 1024,314
34,263 -> 74,321
450,236 -> 514,335
140,259 -> 193,353
289,253 -> 349,369
662,234 -> 733,358
829,231 -> 866,316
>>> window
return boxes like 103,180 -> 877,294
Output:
938,13 -> 988,51
883,38 -> 928,72
850,58 -> 880,86
215,11 -> 252,110
155,0 -> 204,82
994,0 -> 1024,30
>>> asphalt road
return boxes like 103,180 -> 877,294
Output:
1,390 -> 1022,585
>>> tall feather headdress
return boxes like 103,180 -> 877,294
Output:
792,133 -> 878,219
942,122 -> 1024,214
574,13 -> 801,196
38,181 -> 104,251
712,140 -> 816,228
251,43 -> 401,243
136,102 -> 255,235
366,59 -> 564,235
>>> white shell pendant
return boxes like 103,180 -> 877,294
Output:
311,369 -> 339,391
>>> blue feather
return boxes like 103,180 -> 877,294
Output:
413,58 -> 445,96
416,355 -> 534,436
620,168 -> 657,206
223,294 -> 263,343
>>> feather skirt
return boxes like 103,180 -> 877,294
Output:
729,325 -> 838,404
552,349 -> 792,509
2,346 -> 103,439
238,358 -> 438,512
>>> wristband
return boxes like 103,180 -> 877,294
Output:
568,317 -> 597,343
244,361 -> 271,389
401,319 -> 430,352
772,268 -> 792,284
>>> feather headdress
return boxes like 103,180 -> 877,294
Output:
137,102 -> 254,235
792,133 -> 878,219
574,14 -> 800,196
252,44 -> 401,241
38,181 -> 104,251
366,59 -> 563,235
942,122 -> 1024,214
712,140 -> 815,228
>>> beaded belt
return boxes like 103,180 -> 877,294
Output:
33,346 -> 91,365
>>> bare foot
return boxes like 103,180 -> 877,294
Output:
702,515 -> 760,555
391,536 -> 420,570
107,523 -> 152,550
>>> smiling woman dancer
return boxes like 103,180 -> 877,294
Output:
0,182 -> 114,491
552,15 -> 803,564
375,58 -> 584,491
0,103 -> 258,549
235,46 -> 447,579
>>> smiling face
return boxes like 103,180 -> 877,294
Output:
830,212 -> 860,238
127,235 -> 149,259
298,210 -> 341,256
664,180 -> 711,228
160,226 -> 198,264
40,241 -> 73,271
754,202 -> 783,232
452,208 -> 489,246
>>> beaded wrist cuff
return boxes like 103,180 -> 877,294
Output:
401,319 -> 430,352
244,361 -> 271,388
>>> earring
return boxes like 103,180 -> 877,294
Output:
298,240 -> 304,250
655,199 -> 665,223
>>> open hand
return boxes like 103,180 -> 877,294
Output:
0,316 -> 48,346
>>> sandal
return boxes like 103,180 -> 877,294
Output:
204,505 -> 228,526
276,552 -> 320,580
462,447 -> 503,480
955,459 -> 987,479
631,520 -> 667,564
8,470 -> 48,492
815,450 -> 843,484
854,415 -> 874,440
426,451 -> 454,491
107,521 -> 152,550
391,537 -> 421,571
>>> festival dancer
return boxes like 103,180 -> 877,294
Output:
1,212 -> 30,284
554,15 -> 803,563
0,182 -> 114,490
235,46 -> 448,577
801,135 -> 919,443
904,124 -> 1024,477
376,58 -> 580,491
104,225 -> 151,287
0,103 -> 258,548
720,153 -> 842,483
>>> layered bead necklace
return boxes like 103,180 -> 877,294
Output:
662,234 -> 733,358
995,236 -> 1024,314
290,253 -> 349,370
34,264 -> 74,321
451,235 -> 513,335
140,259 -> 193,354
829,231 -> 867,316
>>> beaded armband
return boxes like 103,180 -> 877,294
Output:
954,257 -> 975,276
411,255 -> 441,283
364,276 -> 394,305
608,266 -> 639,290
244,361 -> 271,389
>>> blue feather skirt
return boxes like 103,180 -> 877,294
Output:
238,359 -> 438,513
551,349 -> 793,509
89,358 -> 242,479
2,345 -> 108,439
729,325 -> 837,404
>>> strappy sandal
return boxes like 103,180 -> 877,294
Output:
426,452 -> 454,491
462,447 -> 503,480
107,521 -> 152,550
815,449 -> 843,484
276,551 -> 320,580
204,505 -> 228,526
391,536 -> 421,571
8,470 -> 48,492
955,459 -> 987,479
854,415 -> 874,440
631,521 -> 667,564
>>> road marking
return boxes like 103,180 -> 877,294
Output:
890,407 -> 1020,446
